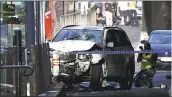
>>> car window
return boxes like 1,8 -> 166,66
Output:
149,33 -> 171,44
106,29 -> 131,47
53,29 -> 103,44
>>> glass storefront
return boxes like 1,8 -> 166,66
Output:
0,1 -> 26,84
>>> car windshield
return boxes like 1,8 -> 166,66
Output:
53,29 -> 103,44
149,33 -> 171,44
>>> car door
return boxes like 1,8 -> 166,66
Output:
103,27 -> 134,78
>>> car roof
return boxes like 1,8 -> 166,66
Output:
151,30 -> 172,34
63,25 -> 104,30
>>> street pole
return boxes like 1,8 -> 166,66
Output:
74,1 -> 75,24
25,2 -> 35,96
74,1 -> 75,13
25,1 -> 35,47
39,1 -> 45,44
63,1 -> 65,26
35,1 -> 40,45
63,1 -> 64,15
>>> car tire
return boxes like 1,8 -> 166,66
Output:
90,63 -> 103,91
119,68 -> 134,90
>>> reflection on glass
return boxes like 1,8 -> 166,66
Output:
53,29 -> 103,44
149,34 -> 171,44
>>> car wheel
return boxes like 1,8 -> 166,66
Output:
90,63 -> 103,91
119,68 -> 134,90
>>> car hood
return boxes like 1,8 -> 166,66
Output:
151,44 -> 171,57
49,40 -> 96,52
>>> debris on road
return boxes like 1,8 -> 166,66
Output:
160,84 -> 168,89
154,84 -> 168,89
38,93 -> 46,96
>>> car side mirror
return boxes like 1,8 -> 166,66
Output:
107,42 -> 114,48
140,40 -> 148,44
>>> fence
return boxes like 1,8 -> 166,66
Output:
59,10 -> 97,29
0,43 -> 52,96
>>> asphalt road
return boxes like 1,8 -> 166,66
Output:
44,26 -> 171,97
67,88 -> 170,97
44,70 -> 171,97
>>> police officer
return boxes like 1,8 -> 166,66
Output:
128,1 -> 139,26
136,43 -> 158,88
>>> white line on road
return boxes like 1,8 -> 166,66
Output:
27,83 -> 30,96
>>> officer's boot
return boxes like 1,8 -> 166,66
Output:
146,80 -> 153,88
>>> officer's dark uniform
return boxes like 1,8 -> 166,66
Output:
136,43 -> 158,88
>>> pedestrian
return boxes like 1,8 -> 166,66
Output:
105,2 -> 113,26
135,43 -> 158,88
112,2 -> 118,26
128,1 -> 139,26
117,1 -> 128,26
96,11 -> 106,26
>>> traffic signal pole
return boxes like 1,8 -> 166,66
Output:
25,1 -> 35,47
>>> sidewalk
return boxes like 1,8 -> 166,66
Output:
38,83 -> 63,96
0,84 -> 14,96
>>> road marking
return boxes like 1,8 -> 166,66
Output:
0,83 -> 13,87
47,91 -> 59,93
27,83 -> 30,96
38,93 -> 46,96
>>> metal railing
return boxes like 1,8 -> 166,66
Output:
0,47 -> 33,96
59,10 -> 97,28
0,43 -> 52,96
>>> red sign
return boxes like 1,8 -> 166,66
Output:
45,11 -> 53,41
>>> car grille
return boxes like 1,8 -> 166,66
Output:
57,52 -> 76,75
59,52 -> 76,62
